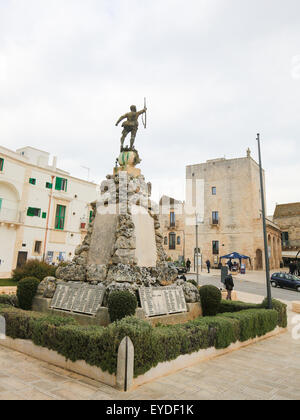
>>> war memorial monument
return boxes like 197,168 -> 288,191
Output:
33,104 -> 201,324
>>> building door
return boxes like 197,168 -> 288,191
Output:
255,249 -> 263,270
17,251 -> 28,268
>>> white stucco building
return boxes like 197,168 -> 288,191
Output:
0,146 -> 100,278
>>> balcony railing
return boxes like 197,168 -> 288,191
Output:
0,208 -> 24,224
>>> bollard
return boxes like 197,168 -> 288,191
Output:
116,336 -> 134,392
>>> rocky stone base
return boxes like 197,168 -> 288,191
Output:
52,167 -> 200,307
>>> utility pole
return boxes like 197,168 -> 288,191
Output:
195,214 -> 203,286
257,133 -> 272,309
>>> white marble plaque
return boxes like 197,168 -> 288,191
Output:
50,282 -> 105,316
139,286 -> 187,318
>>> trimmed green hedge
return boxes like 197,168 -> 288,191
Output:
0,303 -> 284,377
221,309 -> 278,342
17,277 -> 40,310
261,298 -> 288,328
218,300 -> 261,313
219,298 -> 288,329
0,294 -> 18,307
199,285 -> 222,316
108,291 -> 138,322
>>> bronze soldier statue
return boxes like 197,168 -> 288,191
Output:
116,105 -> 147,152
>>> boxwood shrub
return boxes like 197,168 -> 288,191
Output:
108,291 -> 138,322
218,300 -> 261,314
261,298 -> 287,328
17,277 -> 40,310
221,309 -> 278,342
0,303 -> 283,378
199,285 -> 222,316
0,294 -> 18,307
12,260 -> 56,283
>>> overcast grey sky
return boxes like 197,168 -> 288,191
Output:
0,0 -> 299,214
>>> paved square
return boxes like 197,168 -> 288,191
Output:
0,299 -> 299,400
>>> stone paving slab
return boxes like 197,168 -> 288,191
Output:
0,306 -> 299,400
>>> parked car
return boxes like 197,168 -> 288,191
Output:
271,272 -> 300,292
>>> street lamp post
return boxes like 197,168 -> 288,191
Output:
257,133 -> 273,309
195,214 -> 203,286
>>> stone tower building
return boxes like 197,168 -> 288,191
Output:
184,151 -> 282,271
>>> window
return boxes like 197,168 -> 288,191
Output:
27,207 -> 41,217
55,177 -> 68,192
282,232 -> 289,246
0,158 -> 4,171
29,178 -> 36,185
212,187 -> 217,195
55,205 -> 66,230
212,241 -> 219,255
42,212 -> 47,219
177,236 -> 181,245
46,182 -> 53,189
0,198 -> 2,210
164,236 -> 168,245
34,241 -> 42,254
212,211 -> 219,225
169,233 -> 176,250
89,210 -> 93,223
170,212 -> 176,227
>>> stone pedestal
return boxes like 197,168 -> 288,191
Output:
52,149 -> 200,312
114,150 -> 141,177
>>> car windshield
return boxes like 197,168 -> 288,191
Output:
292,275 -> 300,281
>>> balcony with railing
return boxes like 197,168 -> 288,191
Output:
0,207 -> 24,225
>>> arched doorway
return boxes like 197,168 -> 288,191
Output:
255,249 -> 263,270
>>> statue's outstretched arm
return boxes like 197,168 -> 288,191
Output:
116,114 -> 127,126
137,108 -> 147,117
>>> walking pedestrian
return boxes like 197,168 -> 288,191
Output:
186,259 -> 191,273
227,259 -> 233,272
224,274 -> 235,301
206,260 -> 211,274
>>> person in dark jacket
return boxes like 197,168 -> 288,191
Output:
186,259 -> 191,273
206,260 -> 211,273
224,274 -> 234,301
227,260 -> 233,272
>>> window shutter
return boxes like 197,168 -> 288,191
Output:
27,207 -> 34,216
55,177 -> 62,191
0,158 -> 4,171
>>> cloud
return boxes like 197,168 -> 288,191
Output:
0,0 -> 299,214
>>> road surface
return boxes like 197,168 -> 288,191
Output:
187,273 -> 299,302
